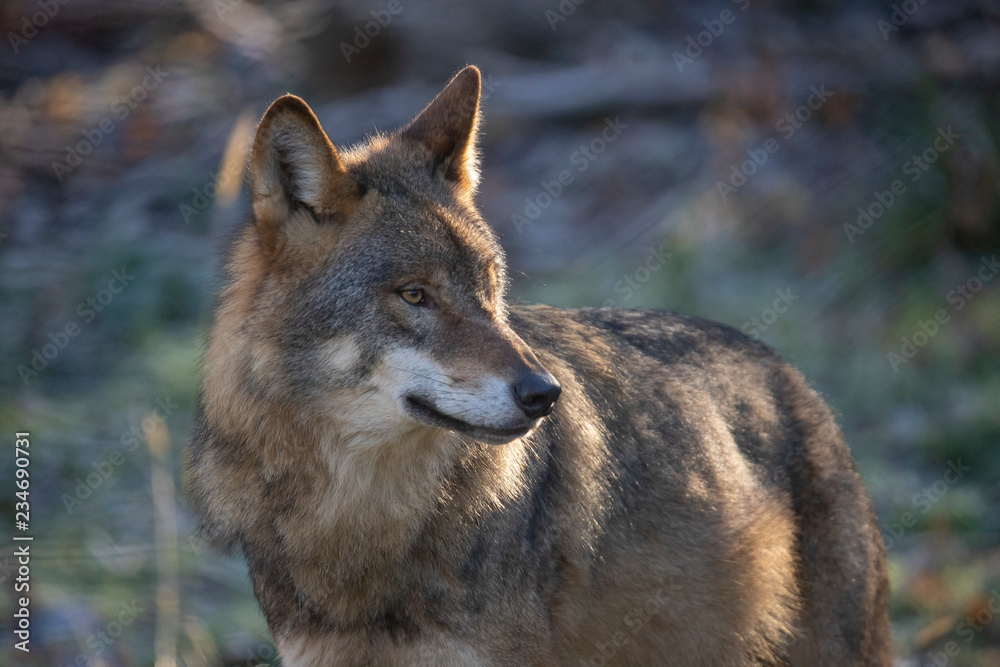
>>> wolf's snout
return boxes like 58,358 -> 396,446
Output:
513,372 -> 561,420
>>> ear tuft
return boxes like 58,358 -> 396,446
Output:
250,95 -> 359,247
402,66 -> 482,192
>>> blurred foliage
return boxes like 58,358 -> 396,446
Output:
1,0 -> 998,664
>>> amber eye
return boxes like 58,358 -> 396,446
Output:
400,288 -> 425,305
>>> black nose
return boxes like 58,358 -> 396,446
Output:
513,372 -> 561,420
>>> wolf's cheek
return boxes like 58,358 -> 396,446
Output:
316,336 -> 362,377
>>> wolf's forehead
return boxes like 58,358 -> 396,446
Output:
341,146 -> 503,280
375,198 -> 499,274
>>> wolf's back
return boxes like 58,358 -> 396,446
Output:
508,304 -> 891,665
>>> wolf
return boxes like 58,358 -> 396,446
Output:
186,66 -> 891,666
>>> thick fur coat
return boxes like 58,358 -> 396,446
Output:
186,66 -> 891,666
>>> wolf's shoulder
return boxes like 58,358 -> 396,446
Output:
509,303 -> 780,368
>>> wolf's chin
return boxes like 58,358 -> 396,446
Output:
403,395 -> 532,445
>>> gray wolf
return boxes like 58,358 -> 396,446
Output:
186,65 -> 891,666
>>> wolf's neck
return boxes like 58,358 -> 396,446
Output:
256,411 -> 532,621
311,425 -> 461,539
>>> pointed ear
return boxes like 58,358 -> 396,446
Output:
249,95 -> 360,247
402,66 -> 482,192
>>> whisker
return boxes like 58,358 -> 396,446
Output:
343,387 -> 378,420
384,365 -> 455,386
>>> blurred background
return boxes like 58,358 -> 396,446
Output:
1,0 -> 998,664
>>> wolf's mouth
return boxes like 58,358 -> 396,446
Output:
404,395 -> 531,445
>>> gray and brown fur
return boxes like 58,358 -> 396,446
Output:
186,66 -> 891,666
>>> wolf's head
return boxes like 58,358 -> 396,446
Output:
205,66 -> 559,448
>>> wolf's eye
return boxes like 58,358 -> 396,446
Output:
400,289 -> 426,306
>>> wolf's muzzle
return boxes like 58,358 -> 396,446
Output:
512,372 -> 561,420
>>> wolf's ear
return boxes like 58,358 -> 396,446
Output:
402,66 -> 482,193
249,95 -> 360,244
